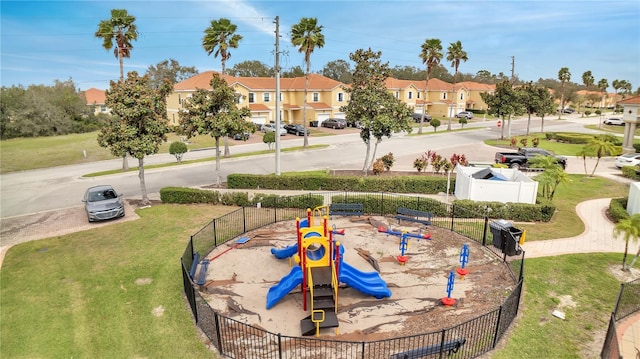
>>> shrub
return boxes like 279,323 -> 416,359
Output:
220,191 -> 251,206
595,109 -> 602,116
159,187 -> 219,204
519,138 -> 528,147
381,152 -> 395,171
458,118 -> 468,128
621,166 -> 640,180
169,141 -> 188,163
608,197 -> 629,222
429,118 -> 441,132
510,137 -> 517,147
532,137 -> 540,147
413,158 -> 426,172
585,110 -> 591,117
263,132 -> 275,149
372,159 -> 385,175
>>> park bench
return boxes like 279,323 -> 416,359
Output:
329,203 -> 364,217
389,338 -> 466,359
189,252 -> 201,279
395,207 -> 433,227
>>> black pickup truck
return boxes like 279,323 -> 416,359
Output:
494,147 -> 567,170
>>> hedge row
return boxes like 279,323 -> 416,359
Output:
159,187 -> 323,209
329,194 -> 450,217
608,197 -> 629,222
453,199 -> 556,222
621,166 -> 640,181
227,174 -> 451,194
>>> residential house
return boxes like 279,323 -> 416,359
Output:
84,88 -> 110,115
617,95 -> 640,153
575,89 -> 616,109
456,81 -> 495,113
167,71 -> 348,127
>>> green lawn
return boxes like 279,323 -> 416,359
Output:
1,204 -> 230,358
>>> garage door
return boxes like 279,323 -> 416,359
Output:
333,113 -> 346,119
251,116 -> 267,125
316,114 -> 330,126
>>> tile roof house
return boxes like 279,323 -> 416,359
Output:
167,72 -> 495,127
167,71 -> 348,127
617,95 -> 640,153
84,88 -> 111,115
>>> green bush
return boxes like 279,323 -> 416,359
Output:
169,141 -> 188,163
330,194 -> 450,217
452,199 -> 555,222
608,197 -> 629,222
220,191 -> 251,206
251,193 -> 323,209
159,187 -> 219,204
227,173 -> 452,194
554,133 -> 595,144
621,166 -> 640,180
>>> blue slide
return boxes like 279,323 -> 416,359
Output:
270,243 -> 298,259
339,261 -> 392,299
266,266 -> 303,309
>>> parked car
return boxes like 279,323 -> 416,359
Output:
284,124 -> 310,136
615,153 -> 640,168
455,111 -> 474,119
82,185 -> 125,222
494,147 -> 567,170
559,108 -> 575,114
261,123 -> 286,136
604,117 -> 624,126
321,118 -> 347,129
411,113 -> 432,122
232,132 -> 250,140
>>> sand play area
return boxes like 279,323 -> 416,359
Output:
198,214 -> 516,341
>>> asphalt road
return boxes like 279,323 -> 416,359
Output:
0,114 -> 624,219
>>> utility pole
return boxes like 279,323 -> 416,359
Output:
510,56 -> 515,84
274,16 -> 281,175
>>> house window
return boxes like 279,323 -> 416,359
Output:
248,93 -> 255,103
459,92 -> 464,100
100,105 -> 107,112
395,91 -> 399,99
178,94 -> 182,105
442,92 -> 447,100
337,92 -> 344,102
279,92 -> 283,101
312,92 -> 319,102
263,92 -> 270,102
417,92 -> 421,99
408,91 -> 413,99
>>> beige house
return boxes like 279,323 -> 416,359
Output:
618,95 -> 640,153
84,88 -> 111,115
167,72 -> 495,126
167,71 -> 348,127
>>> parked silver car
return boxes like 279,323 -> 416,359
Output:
82,185 -> 125,222
615,153 -> 640,169
604,117 -> 624,126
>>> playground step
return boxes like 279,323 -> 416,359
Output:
300,311 -> 339,336
312,298 -> 335,310
313,286 -> 334,298
310,267 -> 333,286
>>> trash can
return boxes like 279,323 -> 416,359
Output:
309,120 -> 319,127
489,219 -> 513,251
503,227 -> 523,256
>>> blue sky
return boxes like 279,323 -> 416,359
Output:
1,0 -> 639,92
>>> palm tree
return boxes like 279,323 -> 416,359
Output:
584,136 -> 617,176
291,17 -> 325,148
597,78 -> 609,126
446,41 -> 468,131
95,8 -> 138,170
613,214 -> 640,271
529,155 -> 570,201
95,9 -> 138,82
418,38 -> 443,134
203,18 -> 243,157
557,67 -> 571,119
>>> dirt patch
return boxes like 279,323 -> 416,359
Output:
197,215 -> 516,341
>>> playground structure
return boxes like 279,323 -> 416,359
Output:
378,225 -> 432,265
267,207 -> 391,336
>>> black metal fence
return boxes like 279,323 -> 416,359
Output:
181,192 -> 525,358
601,277 -> 640,359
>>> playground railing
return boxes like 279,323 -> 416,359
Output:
601,277 -> 640,358
180,191 -> 526,359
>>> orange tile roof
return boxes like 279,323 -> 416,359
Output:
307,102 -> 332,110
618,96 -> 640,105
84,88 -> 106,105
283,104 -> 301,110
456,81 -> 496,91
248,104 -> 271,111
174,71 -> 343,92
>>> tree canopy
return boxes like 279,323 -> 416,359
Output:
145,59 -> 198,89
95,9 -> 138,81
341,48 -> 413,174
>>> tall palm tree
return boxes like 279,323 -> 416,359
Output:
202,18 -> 243,157
95,9 -> 138,82
446,41 -> 468,131
418,38 -> 443,134
613,214 -> 640,271
95,8 -> 138,170
597,78 -> 609,115
557,67 -> 571,118
291,17 -> 325,148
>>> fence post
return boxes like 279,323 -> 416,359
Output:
450,203 -> 455,231
214,312 -> 222,356
492,305 -> 503,348
482,216 -> 488,246
274,197 -> 278,223
278,333 -> 282,359
361,341 -> 366,359
438,328 -> 446,359
242,207 -> 247,234
212,219 -> 217,246
613,282 -> 625,319
381,192 -> 385,216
